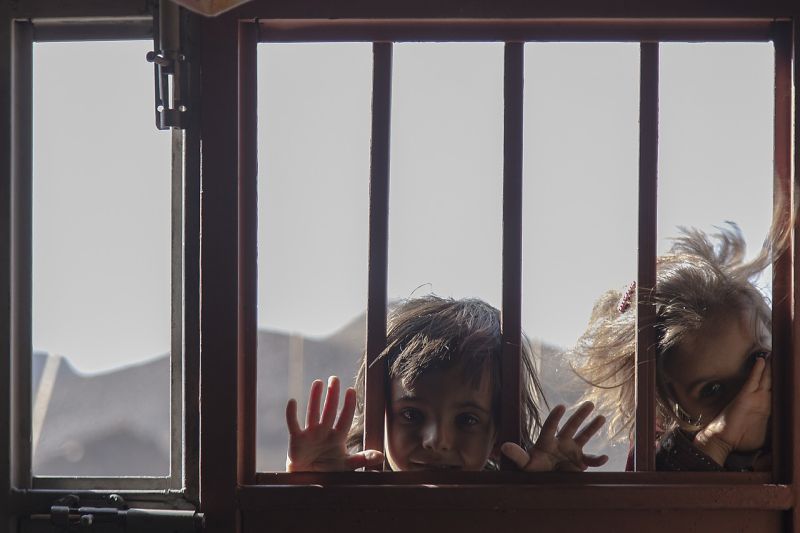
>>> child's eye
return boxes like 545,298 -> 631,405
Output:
699,382 -> 723,399
456,413 -> 480,427
399,408 -> 422,423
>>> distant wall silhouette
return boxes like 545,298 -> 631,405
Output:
32,316 -> 627,475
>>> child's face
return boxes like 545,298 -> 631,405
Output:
661,312 -> 770,425
385,365 -> 497,471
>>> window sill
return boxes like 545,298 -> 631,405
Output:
241,473 -> 787,511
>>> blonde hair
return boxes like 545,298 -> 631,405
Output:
346,295 -> 545,469
573,221 -> 784,440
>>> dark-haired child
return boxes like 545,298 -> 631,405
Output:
286,296 -> 607,472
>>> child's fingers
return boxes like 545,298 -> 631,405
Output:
558,402 -> 594,440
305,379 -> 324,428
319,376 -> 341,429
334,387 -> 358,433
344,450 -> 384,471
582,453 -> 609,467
573,415 -> 606,447
500,442 -> 531,470
540,405 -> 567,445
285,398 -> 301,436
744,357 -> 766,393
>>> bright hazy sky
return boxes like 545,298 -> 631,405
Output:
32,40 -> 774,374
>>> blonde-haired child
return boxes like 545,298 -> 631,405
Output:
573,223 -> 782,470
286,295 -> 608,472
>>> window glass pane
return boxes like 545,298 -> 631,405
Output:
388,42 -> 503,304
256,43 -> 372,471
523,43 -> 640,471
32,41 -> 171,476
659,43 -> 773,260
252,40 -> 774,475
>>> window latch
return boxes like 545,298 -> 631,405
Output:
48,495 -> 204,532
146,49 -> 186,130
147,0 -> 186,130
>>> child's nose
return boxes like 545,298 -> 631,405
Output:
422,421 -> 452,451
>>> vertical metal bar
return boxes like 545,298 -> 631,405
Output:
168,5 -> 187,486
11,20 -> 33,490
170,127 -> 184,490
198,12 -> 239,533
0,5 -> 10,526
635,42 -> 658,472
789,18 -> 800,530
771,20 -> 793,485
500,41 -> 524,464
182,8 -> 201,502
238,20 -> 258,485
363,42 -> 392,461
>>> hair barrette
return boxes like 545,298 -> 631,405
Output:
617,281 -> 636,313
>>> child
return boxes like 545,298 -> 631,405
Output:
285,295 -> 608,472
573,223 -> 780,471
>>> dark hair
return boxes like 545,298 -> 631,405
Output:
346,295 -> 544,469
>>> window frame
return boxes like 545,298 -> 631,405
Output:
1,0 -> 797,532
190,6 -> 800,532
238,17 -> 794,481
1,0 -> 201,513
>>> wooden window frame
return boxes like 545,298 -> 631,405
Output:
1,0 -> 201,523
235,17 -> 792,480
0,0 -> 797,532
197,3 -> 800,533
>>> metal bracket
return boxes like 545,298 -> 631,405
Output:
146,49 -> 186,129
49,494 -> 204,532
147,0 -> 187,130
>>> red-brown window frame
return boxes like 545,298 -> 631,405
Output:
195,9 -> 800,533
237,17 -> 792,479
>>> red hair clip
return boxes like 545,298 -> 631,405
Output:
617,281 -> 636,313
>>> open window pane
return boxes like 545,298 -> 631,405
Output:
32,41 -> 171,476
522,43 -> 640,471
256,43 -> 372,471
387,43 -> 504,305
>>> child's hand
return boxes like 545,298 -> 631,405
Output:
285,376 -> 384,472
694,356 -> 771,464
500,402 -> 608,472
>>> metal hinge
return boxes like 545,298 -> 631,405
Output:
147,0 -> 187,130
45,494 -> 204,532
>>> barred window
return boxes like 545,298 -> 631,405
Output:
3,3 -> 798,533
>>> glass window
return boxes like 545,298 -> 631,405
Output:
256,43 -> 372,471
32,40 -> 172,477
522,43 -> 640,471
388,42 -> 504,305
659,43 -> 773,264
